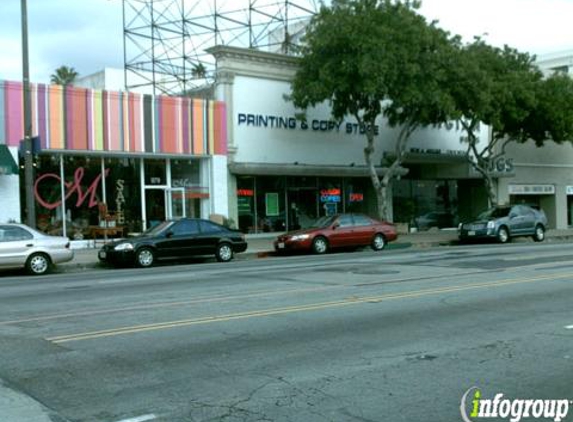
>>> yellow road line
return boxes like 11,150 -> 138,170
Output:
47,272 -> 573,344
0,285 -> 338,326
1,268 -> 491,326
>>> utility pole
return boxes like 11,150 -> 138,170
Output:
21,0 -> 36,228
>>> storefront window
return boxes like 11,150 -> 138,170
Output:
237,177 -> 256,233
105,157 -> 142,234
256,176 -> 286,232
63,156 -> 106,240
287,177 -> 317,230
318,179 -> 342,218
33,155 -> 64,235
344,178 -> 370,215
145,159 -> 166,186
393,179 -> 416,225
393,179 -> 458,230
171,159 -> 203,218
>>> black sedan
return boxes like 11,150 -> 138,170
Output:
98,218 -> 248,268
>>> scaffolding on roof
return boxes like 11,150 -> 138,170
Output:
122,0 -> 319,96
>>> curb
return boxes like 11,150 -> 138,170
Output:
56,235 -> 573,273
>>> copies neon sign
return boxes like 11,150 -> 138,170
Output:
34,167 -> 110,210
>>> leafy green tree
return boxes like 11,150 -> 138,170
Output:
290,0 -> 458,220
50,65 -> 79,86
528,73 -> 573,145
449,39 -> 570,206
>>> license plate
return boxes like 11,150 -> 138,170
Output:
277,242 -> 285,249
468,231 -> 475,236
98,251 -> 107,259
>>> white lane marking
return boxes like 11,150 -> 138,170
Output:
566,325 -> 573,330
115,415 -> 156,422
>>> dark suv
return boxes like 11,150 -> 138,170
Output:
458,205 -> 547,243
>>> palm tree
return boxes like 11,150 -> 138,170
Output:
50,66 -> 79,86
191,63 -> 207,79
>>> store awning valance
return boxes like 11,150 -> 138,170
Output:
0,145 -> 18,175
228,162 -> 409,178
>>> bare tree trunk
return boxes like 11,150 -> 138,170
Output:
470,160 -> 498,207
363,125 -> 387,220
481,169 -> 498,207
362,117 -> 415,221
461,119 -> 500,208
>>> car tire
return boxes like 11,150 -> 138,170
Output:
371,233 -> 387,251
135,247 -> 155,268
497,226 -> 510,244
312,236 -> 328,254
216,243 -> 234,262
532,224 -> 545,242
26,253 -> 51,275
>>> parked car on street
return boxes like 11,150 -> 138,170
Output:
98,218 -> 248,268
414,211 -> 455,231
0,223 -> 73,275
458,204 -> 547,243
274,213 -> 397,254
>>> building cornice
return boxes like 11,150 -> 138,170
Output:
207,45 -> 299,81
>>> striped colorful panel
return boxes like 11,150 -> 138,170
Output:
192,99 -> 205,155
0,82 -> 5,143
4,81 -> 24,146
48,85 -> 64,149
0,80 -> 227,156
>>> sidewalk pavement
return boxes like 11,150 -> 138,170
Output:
59,228 -> 573,273
0,379 -> 70,422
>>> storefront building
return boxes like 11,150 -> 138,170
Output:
492,51 -> 573,230
497,140 -> 573,229
208,46 -> 490,233
0,80 -> 228,239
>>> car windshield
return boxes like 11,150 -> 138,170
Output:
308,215 -> 337,228
142,221 -> 173,236
477,207 -> 511,220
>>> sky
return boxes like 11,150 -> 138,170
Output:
1,0 -> 573,84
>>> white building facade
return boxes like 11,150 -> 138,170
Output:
209,46 -> 489,233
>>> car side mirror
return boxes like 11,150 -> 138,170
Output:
509,213 -> 517,219
165,230 -> 174,238
332,222 -> 340,230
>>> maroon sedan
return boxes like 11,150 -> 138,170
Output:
274,213 -> 397,254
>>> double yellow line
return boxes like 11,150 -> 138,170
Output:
47,272 -> 573,344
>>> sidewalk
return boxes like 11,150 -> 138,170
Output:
60,228 -> 573,273
0,379 -> 70,422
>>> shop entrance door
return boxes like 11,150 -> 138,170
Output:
165,188 -> 186,220
145,189 -> 166,229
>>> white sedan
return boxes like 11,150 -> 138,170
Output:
0,224 -> 74,275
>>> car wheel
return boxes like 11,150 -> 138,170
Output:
26,253 -> 51,275
312,236 -> 328,254
216,243 -> 233,262
135,247 -> 155,268
371,233 -> 387,251
497,226 -> 510,244
532,224 -> 545,242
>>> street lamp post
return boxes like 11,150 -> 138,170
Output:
20,0 -> 36,228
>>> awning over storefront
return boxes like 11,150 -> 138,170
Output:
228,162 -> 409,177
0,145 -> 18,175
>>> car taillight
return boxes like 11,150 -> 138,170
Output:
65,242 -> 70,249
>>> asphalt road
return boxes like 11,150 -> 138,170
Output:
0,242 -> 572,422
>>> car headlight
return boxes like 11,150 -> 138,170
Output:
487,221 -> 495,229
290,234 -> 310,241
114,242 -> 134,251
